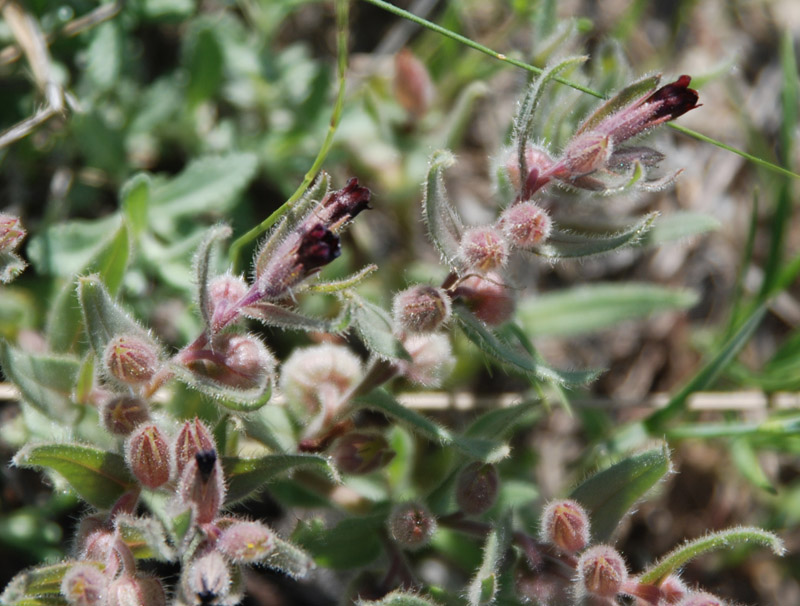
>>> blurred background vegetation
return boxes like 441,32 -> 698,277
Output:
0,0 -> 799,604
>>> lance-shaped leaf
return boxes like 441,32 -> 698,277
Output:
171,365 -> 273,412
1,561 -> 104,604
13,443 -> 136,510
575,73 -> 662,135
354,389 -> 509,463
115,513 -> 176,562
570,446 -> 671,543
359,591 -> 443,606
0,250 -> 26,283
454,306 -> 598,386
464,400 -> 539,441
78,275 -> 159,363
639,527 -> 785,585
517,283 -> 697,338
0,342 -> 80,420
467,517 -> 510,606
194,223 -> 233,332
242,302 -> 336,334
48,219 -> 130,353
120,173 -> 151,239
302,264 -> 377,294
264,536 -> 315,579
637,211 -> 720,247
348,294 -> 410,362
422,150 -> 463,266
223,453 -> 338,503
293,514 -> 385,570
534,213 -> 657,259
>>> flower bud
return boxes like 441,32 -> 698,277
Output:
577,545 -> 628,598
394,48 -> 434,118
208,274 -> 248,326
107,574 -> 166,606
173,417 -> 216,479
331,432 -> 395,475
399,333 -> 455,387
560,132 -> 612,178
104,335 -> 159,386
219,334 -> 276,390
503,144 -> 555,193
183,550 -> 231,606
540,499 -> 590,554
78,528 -> 121,577
178,449 -> 226,525
455,462 -> 499,516
453,273 -> 515,326
217,521 -> 275,563
0,213 -> 26,251
388,501 -> 437,550
498,201 -> 552,249
392,285 -> 451,333
280,343 -> 362,418
660,575 -> 687,604
61,564 -> 107,606
678,592 -> 728,606
458,226 -> 509,273
101,396 -> 151,436
125,424 -> 171,489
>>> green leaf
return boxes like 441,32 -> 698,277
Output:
467,517 -> 510,606
116,513 -> 176,562
638,211 -> 720,247
242,302 -> 335,333
359,591 -> 442,606
293,514 -> 384,569
534,213 -> 657,259
569,446 -> 671,543
171,362 -> 273,411
455,305 -> 598,386
223,454 -> 338,503
149,153 -> 258,237
464,400 -> 539,440
730,438 -> 776,494
13,443 -> 135,509
354,389 -> 509,463
120,174 -> 151,239
86,22 -> 121,91
0,251 -> 26,283
422,150 -> 463,265
639,527 -> 785,585
517,283 -> 697,338
0,342 -> 80,420
264,536 -> 315,579
47,220 -> 130,353
348,294 -> 410,362
576,73 -> 661,135
194,224 -> 233,331
187,27 -> 224,106
1,562 -> 103,603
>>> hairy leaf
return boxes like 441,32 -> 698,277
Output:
223,453 -> 338,503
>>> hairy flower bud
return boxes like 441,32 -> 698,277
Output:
104,335 -> 159,386
179,449 -> 226,525
61,564 -> 107,606
183,550 -> 232,606
125,424 -> 171,489
208,274 -> 249,326
394,48 -> 434,118
0,213 -> 26,251
388,502 -> 437,550
217,521 -> 275,563
577,545 -> 628,598
453,273 -> 516,326
399,333 -> 455,387
106,574 -> 165,606
458,226 -> 509,273
503,144 -> 555,194
174,417 -> 216,479
660,575 -> 688,604
455,462 -> 499,516
677,592 -> 728,606
392,285 -> 451,333
183,333 -> 276,391
498,201 -> 552,249
560,132 -> 612,178
540,499 -> 590,554
101,396 -> 151,436
331,432 -> 395,475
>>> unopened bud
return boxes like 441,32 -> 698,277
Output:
208,274 -> 248,325
78,529 -> 120,577
503,144 -> 555,192
101,396 -> 151,436
125,424 -> 171,489
0,213 -> 26,251
399,333 -> 455,387
220,334 -> 276,390
561,132 -> 612,178
678,592 -> 728,606
453,272 -> 516,326
217,521 -> 275,563
660,575 -> 687,604
458,226 -> 509,272
332,432 -> 395,475
392,285 -> 451,333
394,48 -> 434,118
61,564 -> 107,606
178,449 -> 226,525
540,499 -> 590,554
107,574 -> 166,606
577,545 -> 628,598
456,462 -> 499,516
183,550 -> 231,606
498,202 -> 552,249
388,502 -> 437,550
104,335 -> 159,386
173,417 -> 216,479
280,343 -> 362,417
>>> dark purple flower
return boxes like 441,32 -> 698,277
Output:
297,223 -> 341,272
317,178 -> 371,228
